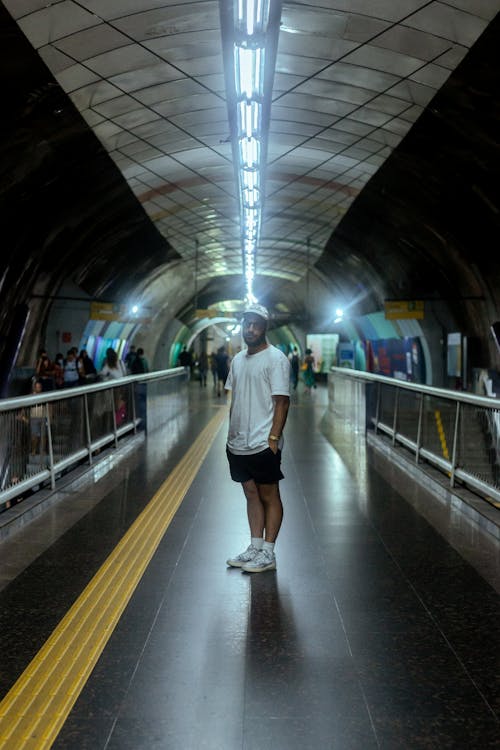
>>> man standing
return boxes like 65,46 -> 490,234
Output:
131,347 -> 149,374
289,346 -> 300,390
225,304 -> 290,573
178,346 -> 192,379
124,345 -> 137,374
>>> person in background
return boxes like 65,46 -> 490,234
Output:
289,346 -> 300,390
210,351 -> 218,389
100,348 -> 126,379
36,350 -> 55,391
28,379 -> 46,454
78,349 -> 97,382
115,393 -> 127,426
124,345 -> 137,374
178,346 -> 192,378
303,347 -> 316,392
215,346 -> 230,397
198,350 -> 208,387
130,347 -> 149,374
225,304 -> 290,573
63,349 -> 82,387
53,353 -> 65,388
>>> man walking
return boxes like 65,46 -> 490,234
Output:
225,304 -> 290,573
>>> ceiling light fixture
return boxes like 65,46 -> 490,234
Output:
221,0 -> 279,303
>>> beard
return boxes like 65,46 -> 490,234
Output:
243,330 -> 267,348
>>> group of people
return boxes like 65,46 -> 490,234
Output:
288,346 -> 316,392
28,345 -> 150,453
32,345 -> 149,393
177,346 -> 230,396
178,341 -> 316,398
34,347 -> 98,391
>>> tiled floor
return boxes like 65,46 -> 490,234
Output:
1,383 -> 499,749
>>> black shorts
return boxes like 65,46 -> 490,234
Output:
226,447 -> 284,484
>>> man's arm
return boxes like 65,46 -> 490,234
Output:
268,395 -> 290,453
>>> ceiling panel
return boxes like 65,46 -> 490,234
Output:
3,0 -> 498,291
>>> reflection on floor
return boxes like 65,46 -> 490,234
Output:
0,383 -> 499,749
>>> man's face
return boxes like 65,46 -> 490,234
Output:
242,314 -> 267,347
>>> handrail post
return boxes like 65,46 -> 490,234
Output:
112,388 -> 118,448
45,403 -> 56,490
83,393 -> 93,466
132,382 -> 137,433
450,402 -> 461,487
392,387 -> 400,446
374,382 -> 381,434
415,394 -> 424,465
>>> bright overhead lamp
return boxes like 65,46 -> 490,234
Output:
239,137 -> 260,168
243,208 -> 258,234
242,187 -> 260,208
237,100 -> 261,138
236,0 -> 270,35
235,46 -> 264,99
241,168 -> 259,190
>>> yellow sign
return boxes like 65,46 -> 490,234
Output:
90,302 -> 124,321
384,300 -> 424,320
195,309 -> 236,319
90,302 -> 151,323
195,308 -> 218,318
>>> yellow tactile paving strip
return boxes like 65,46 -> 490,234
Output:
0,408 -> 227,749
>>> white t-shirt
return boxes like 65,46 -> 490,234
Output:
225,345 -> 290,455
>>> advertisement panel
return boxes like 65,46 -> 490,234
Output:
367,338 -> 425,382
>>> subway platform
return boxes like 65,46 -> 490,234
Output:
0,383 -> 499,749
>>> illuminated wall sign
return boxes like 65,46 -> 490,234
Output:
195,309 -> 235,319
384,300 -> 424,320
90,302 -> 151,323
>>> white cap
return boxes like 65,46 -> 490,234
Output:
242,303 -> 269,321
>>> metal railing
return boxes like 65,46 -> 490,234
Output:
0,368 -> 186,509
329,367 -> 500,504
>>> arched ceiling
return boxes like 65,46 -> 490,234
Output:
1,1 -> 500,366
3,0 -> 498,290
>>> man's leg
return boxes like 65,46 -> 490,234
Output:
256,482 -> 283,542
239,482 -> 282,572
226,479 -> 264,567
242,478 -> 265,537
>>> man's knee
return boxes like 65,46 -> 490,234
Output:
257,482 -> 280,504
242,479 -> 259,500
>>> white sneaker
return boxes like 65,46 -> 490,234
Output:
226,544 -> 260,568
241,549 -> 276,573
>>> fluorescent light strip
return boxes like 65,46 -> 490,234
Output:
247,0 -> 254,35
237,101 -> 261,139
236,0 -> 270,34
242,187 -> 260,208
235,46 -> 264,98
241,169 -> 259,190
239,137 -> 260,168
232,1 -> 273,301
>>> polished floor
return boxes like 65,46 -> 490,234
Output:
0,383 -> 499,749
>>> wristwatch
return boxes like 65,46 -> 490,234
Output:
269,434 -> 280,441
